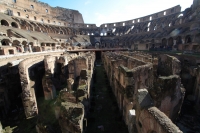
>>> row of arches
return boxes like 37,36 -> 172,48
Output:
1,20 -> 19,28
1,38 -> 68,53
98,33 -> 196,51
1,8 -> 194,38
96,12 -> 191,37
1,18 -> 75,35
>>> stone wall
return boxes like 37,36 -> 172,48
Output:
18,55 -> 44,118
136,89 -> 182,133
42,55 -> 57,100
102,51 -> 183,133
150,54 -> 185,122
0,0 -> 84,24
54,51 -> 95,133
102,52 -> 153,125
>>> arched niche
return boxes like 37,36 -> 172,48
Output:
11,22 -> 18,28
161,38 -> 167,48
1,19 -> 9,26
168,37 -> 173,47
176,36 -> 182,45
12,40 -> 21,46
185,35 -> 192,43
60,31 -> 64,34
1,39 -> 11,46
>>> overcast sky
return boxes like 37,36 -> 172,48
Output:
39,0 -> 193,26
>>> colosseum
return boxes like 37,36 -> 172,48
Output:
0,0 -> 199,133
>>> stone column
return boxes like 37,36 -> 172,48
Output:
42,55 -> 57,100
20,44 -> 24,52
28,45 -> 32,52
21,81 -> 38,118
173,40 -> 177,46
173,40 -> 177,50
41,43 -> 46,51
38,46 -> 42,52
181,38 -> 185,44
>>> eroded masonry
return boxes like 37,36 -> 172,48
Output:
0,0 -> 200,133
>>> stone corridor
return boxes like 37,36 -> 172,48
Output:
86,61 -> 128,133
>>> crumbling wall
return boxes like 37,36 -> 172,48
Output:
42,55 -> 57,100
157,54 -> 181,76
102,52 -> 185,133
68,56 -> 88,79
135,89 -> 182,133
59,102 -> 84,133
150,75 -> 185,121
150,54 -> 185,122
55,52 -> 95,133
102,52 -> 153,125
18,56 -> 44,118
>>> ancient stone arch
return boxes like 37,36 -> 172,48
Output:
59,30 -> 64,34
1,39 -> 11,46
168,37 -> 174,47
1,19 -> 9,26
185,35 -> 192,43
161,38 -> 167,48
30,22 -> 40,32
11,22 -> 18,28
37,23 -> 48,33
12,40 -> 22,52
46,25 -> 54,33
18,56 -> 44,118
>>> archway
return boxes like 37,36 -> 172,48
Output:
168,37 -> 173,47
13,40 -> 20,46
22,41 -> 27,45
41,43 -> 45,47
46,26 -> 54,33
22,41 -> 28,52
11,22 -> 18,28
19,20 -> 26,30
1,20 -> 9,26
1,39 -> 11,46
185,35 -> 192,43
176,36 -> 182,45
13,40 -> 22,52
161,38 -> 167,48
60,31 -> 64,34
30,22 -> 40,32
25,21 -> 34,31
